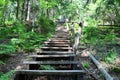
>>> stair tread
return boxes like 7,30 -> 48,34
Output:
48,40 -> 70,42
29,54 -> 75,58
41,47 -> 72,49
23,61 -> 79,64
16,70 -> 86,75
44,41 -> 70,44
37,51 -> 73,54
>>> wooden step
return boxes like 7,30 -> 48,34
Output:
16,70 -> 86,75
48,39 -> 70,42
29,54 -> 75,58
52,35 -> 69,38
45,44 -> 70,47
37,51 -> 74,55
52,36 -> 69,39
50,38 -> 69,40
41,47 -> 72,50
44,41 -> 70,44
23,61 -> 79,65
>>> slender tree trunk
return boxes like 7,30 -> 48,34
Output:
47,9 -> 49,17
26,0 -> 31,21
16,0 -> 19,19
21,0 -> 25,21
1,0 -> 8,25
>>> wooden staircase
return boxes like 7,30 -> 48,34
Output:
14,25 -> 86,80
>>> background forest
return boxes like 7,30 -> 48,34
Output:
0,0 -> 120,80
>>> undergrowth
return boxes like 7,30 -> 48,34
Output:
0,70 -> 14,80
81,26 -> 117,46
104,49 -> 117,63
0,16 -> 56,53
40,65 -> 56,70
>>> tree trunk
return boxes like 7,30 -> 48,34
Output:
16,0 -> 19,19
26,0 -> 31,21
1,0 -> 8,25
21,0 -> 26,21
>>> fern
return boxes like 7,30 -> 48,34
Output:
0,70 -> 14,80
104,49 -> 117,63
40,65 -> 56,70
0,61 -> 5,65
0,44 -> 16,55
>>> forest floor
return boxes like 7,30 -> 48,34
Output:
0,52 -> 28,73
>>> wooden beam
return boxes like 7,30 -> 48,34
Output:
16,70 -> 86,75
41,47 -> 72,49
87,51 -> 113,80
37,51 -> 73,55
45,44 -> 70,47
48,39 -> 70,42
23,61 -> 79,65
29,54 -> 75,58
44,41 -> 70,44
50,38 -> 69,40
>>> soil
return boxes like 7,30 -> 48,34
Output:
0,53 -> 28,73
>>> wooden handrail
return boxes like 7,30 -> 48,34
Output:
86,51 -> 113,80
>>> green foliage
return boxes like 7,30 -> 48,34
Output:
37,15 -> 56,34
0,61 -> 5,65
104,31 -> 117,44
12,22 -> 26,35
112,67 -> 120,73
0,27 -> 12,40
82,61 -> 90,68
40,65 -> 56,70
81,25 -> 117,46
0,70 -> 14,80
0,72 -> 3,77
104,49 -> 117,63
0,44 -> 16,55
82,26 -> 101,45
10,31 -> 47,52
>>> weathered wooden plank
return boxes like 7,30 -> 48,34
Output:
29,54 -> 75,58
52,35 -> 69,38
87,51 -> 113,80
44,41 -> 70,44
45,44 -> 70,47
41,47 -> 72,50
48,39 -> 70,42
16,70 -> 86,75
52,37 -> 69,39
23,61 -> 79,65
50,38 -> 69,40
37,51 -> 73,55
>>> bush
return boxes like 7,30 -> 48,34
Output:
0,44 -> 16,55
104,49 -> 117,63
81,26 -> 101,45
0,70 -> 14,80
81,26 -> 117,46
0,18 -> 56,52
37,15 -> 56,34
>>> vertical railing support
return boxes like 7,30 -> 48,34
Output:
73,22 -> 83,54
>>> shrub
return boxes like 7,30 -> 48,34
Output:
37,15 -> 56,34
81,26 -> 117,46
0,70 -> 14,80
82,61 -> 90,68
104,49 -> 117,63
81,26 -> 101,45
0,44 -> 16,55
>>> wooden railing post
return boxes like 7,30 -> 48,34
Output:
73,22 -> 83,54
